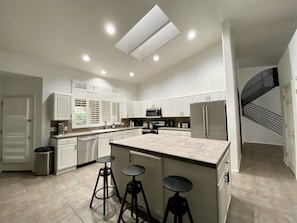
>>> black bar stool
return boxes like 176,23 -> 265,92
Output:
89,155 -> 121,215
118,165 -> 152,223
162,176 -> 194,223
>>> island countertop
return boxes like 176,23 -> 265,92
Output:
110,134 -> 230,168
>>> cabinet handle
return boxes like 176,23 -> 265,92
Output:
224,171 -> 230,184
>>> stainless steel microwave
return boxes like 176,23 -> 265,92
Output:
146,108 -> 162,118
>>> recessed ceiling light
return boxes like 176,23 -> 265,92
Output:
101,70 -> 107,75
153,55 -> 160,61
129,72 -> 134,77
82,54 -> 90,62
188,30 -> 196,40
106,24 -> 115,35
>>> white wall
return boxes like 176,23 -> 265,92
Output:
221,21 -> 241,172
241,87 -> 283,145
138,42 -> 226,100
0,51 -> 137,146
238,67 -> 283,146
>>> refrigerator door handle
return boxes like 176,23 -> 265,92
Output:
202,105 -> 206,136
205,105 -> 209,137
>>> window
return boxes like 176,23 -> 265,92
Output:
74,98 -> 87,125
112,102 -> 120,123
73,97 -> 121,128
102,101 -> 111,123
89,100 -> 100,124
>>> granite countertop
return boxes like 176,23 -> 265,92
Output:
51,127 -> 140,139
110,134 -> 230,168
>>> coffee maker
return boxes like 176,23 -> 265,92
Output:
57,122 -> 65,135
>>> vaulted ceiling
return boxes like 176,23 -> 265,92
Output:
0,0 -> 296,84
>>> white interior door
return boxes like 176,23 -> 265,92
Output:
2,96 -> 34,171
283,85 -> 296,175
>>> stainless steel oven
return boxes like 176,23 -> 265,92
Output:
142,120 -> 165,134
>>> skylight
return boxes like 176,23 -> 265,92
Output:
114,5 -> 180,60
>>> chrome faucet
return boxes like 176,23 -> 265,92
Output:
104,121 -> 107,129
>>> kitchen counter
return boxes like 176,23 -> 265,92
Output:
110,134 -> 231,222
110,134 -> 230,168
51,127 -> 141,139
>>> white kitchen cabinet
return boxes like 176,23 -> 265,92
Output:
122,129 -> 142,139
161,96 -> 192,117
98,132 -> 123,158
192,92 -> 209,103
51,137 -> 77,174
98,129 -> 141,158
181,95 -> 193,116
127,101 -> 144,118
145,100 -> 161,109
217,149 -> 231,223
161,99 -> 171,117
192,91 -> 226,103
51,93 -> 72,120
209,91 -> 226,102
171,97 -> 182,117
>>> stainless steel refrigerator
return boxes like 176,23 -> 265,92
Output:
190,100 -> 227,140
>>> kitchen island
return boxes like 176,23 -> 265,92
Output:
110,134 -> 231,223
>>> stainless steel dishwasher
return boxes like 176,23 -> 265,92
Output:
77,135 -> 98,166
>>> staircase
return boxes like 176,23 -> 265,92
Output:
241,68 -> 283,135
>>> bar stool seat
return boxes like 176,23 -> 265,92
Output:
118,165 -> 152,223
90,155 -> 121,215
163,176 -> 194,223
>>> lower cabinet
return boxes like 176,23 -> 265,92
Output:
98,132 -> 123,158
158,129 -> 191,137
51,137 -> 77,175
217,150 -> 231,223
98,129 -> 142,158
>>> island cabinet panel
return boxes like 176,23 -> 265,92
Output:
163,158 -> 218,223
111,146 -> 164,222
129,151 -> 164,221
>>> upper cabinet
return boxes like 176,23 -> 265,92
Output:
127,101 -> 145,118
145,100 -> 161,109
193,91 -> 225,103
51,93 -> 72,120
125,90 -> 225,118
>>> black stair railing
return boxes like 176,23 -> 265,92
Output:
241,68 -> 283,135
243,102 -> 283,135
241,68 -> 279,106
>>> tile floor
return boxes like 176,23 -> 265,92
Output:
0,143 -> 296,223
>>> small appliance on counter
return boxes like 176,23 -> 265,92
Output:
57,122 -> 65,135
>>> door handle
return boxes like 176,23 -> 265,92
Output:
205,105 -> 209,137
202,106 -> 206,136
224,171 -> 230,184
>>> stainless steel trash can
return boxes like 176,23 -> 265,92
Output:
34,146 -> 54,176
